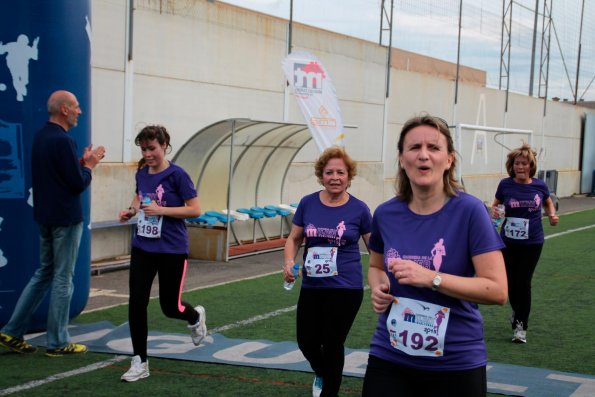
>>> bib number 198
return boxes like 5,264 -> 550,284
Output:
138,224 -> 159,237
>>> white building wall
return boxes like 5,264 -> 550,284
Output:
89,0 -> 586,261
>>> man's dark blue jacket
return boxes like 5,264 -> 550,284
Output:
31,122 -> 92,226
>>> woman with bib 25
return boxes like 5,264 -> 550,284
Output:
283,147 -> 372,397
363,115 -> 508,397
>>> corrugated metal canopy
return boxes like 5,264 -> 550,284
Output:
172,118 -> 312,213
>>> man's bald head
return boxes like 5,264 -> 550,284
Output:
47,90 -> 81,131
47,90 -> 76,115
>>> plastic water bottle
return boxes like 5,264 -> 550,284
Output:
492,204 -> 505,229
142,195 -> 157,223
284,263 -> 300,291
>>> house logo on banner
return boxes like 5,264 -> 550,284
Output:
282,51 -> 344,152
292,61 -> 324,96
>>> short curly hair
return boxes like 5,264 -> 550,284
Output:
505,143 -> 538,178
314,146 -> 357,187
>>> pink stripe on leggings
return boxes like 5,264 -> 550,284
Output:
177,259 -> 188,313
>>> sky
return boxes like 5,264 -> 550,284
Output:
220,0 -> 595,102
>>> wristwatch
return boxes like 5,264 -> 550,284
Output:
432,272 -> 442,291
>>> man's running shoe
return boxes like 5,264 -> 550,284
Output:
121,355 -> 150,382
188,305 -> 207,346
46,343 -> 88,357
0,332 -> 37,354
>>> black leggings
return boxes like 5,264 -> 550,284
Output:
128,247 -> 198,361
362,355 -> 487,397
503,242 -> 543,330
296,287 -> 363,397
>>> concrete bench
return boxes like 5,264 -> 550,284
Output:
90,218 -> 137,230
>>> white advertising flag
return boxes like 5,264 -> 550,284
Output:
282,51 -> 344,152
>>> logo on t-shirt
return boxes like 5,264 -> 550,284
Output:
386,238 -> 447,272
508,194 -> 540,212
304,221 -> 346,246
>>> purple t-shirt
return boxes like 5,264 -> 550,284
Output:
368,192 -> 504,371
495,177 -> 550,244
293,191 -> 372,289
132,162 -> 197,254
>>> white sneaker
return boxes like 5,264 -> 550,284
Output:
312,375 -> 323,397
121,355 -> 149,382
512,321 -> 527,343
188,305 -> 207,346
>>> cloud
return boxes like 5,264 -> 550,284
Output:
221,0 -> 594,100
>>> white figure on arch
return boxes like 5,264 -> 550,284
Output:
0,34 -> 39,102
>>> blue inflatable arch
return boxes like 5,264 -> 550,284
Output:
0,0 -> 91,330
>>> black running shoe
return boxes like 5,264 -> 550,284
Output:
46,343 -> 88,357
0,332 -> 37,354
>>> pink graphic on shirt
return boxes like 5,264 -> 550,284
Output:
434,310 -> 445,333
335,221 -> 345,244
431,238 -> 446,272
156,184 -> 165,205
386,248 -> 400,260
507,194 -> 542,212
385,248 -> 401,269
305,224 -> 317,237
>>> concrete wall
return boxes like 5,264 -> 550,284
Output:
89,0 -> 586,261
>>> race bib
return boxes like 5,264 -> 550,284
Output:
136,210 -> 163,238
304,246 -> 338,277
504,217 -> 529,240
386,296 -> 450,357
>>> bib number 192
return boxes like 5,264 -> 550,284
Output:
397,330 -> 439,352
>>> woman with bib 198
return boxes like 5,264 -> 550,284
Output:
118,125 -> 207,382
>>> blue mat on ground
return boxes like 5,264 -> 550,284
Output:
28,322 -> 595,397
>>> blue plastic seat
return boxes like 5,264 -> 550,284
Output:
237,208 -> 264,219
251,206 -> 277,218
197,214 -> 218,226
264,205 -> 290,217
237,207 -> 269,242
205,210 -> 235,223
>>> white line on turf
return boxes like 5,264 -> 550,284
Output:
0,355 -> 128,396
544,224 -> 595,239
210,305 -> 297,333
82,271 -> 283,314
3,227 -> 591,394
209,285 -> 370,334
